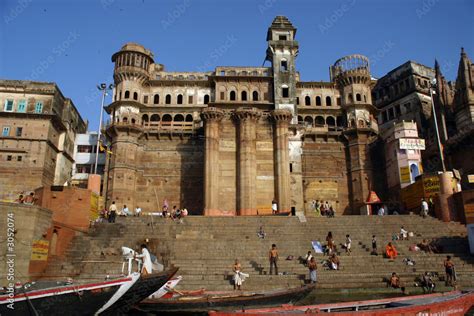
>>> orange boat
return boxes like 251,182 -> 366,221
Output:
209,290 -> 474,316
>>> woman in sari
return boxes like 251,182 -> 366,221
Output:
385,242 -> 398,259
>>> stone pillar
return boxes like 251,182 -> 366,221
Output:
201,108 -> 224,216
438,172 -> 454,222
271,109 -> 292,214
235,108 -> 262,215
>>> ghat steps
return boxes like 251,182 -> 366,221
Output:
42,215 -> 472,295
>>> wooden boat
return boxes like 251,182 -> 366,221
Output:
209,290 -> 474,316
0,267 -> 178,315
137,284 -> 315,313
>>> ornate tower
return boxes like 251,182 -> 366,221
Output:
266,16 -> 299,124
453,48 -> 474,131
105,43 -> 154,209
331,55 -> 379,213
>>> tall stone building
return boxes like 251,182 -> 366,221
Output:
434,48 -> 474,189
0,80 -> 87,201
105,16 -> 379,215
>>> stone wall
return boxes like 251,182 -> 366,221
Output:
0,202 -> 52,286
301,139 -> 350,214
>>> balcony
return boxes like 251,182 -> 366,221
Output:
106,120 -> 197,134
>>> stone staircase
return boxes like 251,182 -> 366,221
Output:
41,215 -> 473,296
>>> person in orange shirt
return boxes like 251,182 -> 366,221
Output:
385,242 -> 398,260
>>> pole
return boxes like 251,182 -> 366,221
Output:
94,88 -> 107,174
429,87 -> 446,172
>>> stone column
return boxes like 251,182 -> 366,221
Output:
235,108 -> 262,215
271,109 -> 292,214
201,108 -> 224,216
437,172 -> 454,222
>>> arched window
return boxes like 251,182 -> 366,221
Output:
281,59 -> 288,71
123,117 -> 128,123
241,91 -> 247,101
162,114 -> 172,122
326,96 -> 332,106
174,114 -> 184,122
348,93 -> 353,102
282,85 -> 289,98
142,114 -> 149,125
133,92 -> 138,100
326,116 -> 335,126
154,94 -> 159,104
336,116 -> 343,126
119,91 -> 122,100
305,96 -> 311,106
316,96 -> 321,106
204,94 -> 210,104
297,115 -> 303,124
150,114 -> 160,122
185,114 -> 193,122
315,116 -> 325,126
252,91 -> 259,101
304,116 -> 313,126
165,94 -> 171,104
230,91 -> 236,101
177,94 -> 183,104
124,91 -> 130,99
131,118 -> 136,124
356,93 -> 361,101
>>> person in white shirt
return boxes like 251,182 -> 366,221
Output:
135,244 -> 152,275
400,226 -> 408,240
421,198 -> 429,218
135,206 -> 142,217
122,205 -> 132,216
377,206 -> 385,216
271,199 -> 278,214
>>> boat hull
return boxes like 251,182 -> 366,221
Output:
209,290 -> 474,316
139,284 -> 315,312
0,279 -> 127,316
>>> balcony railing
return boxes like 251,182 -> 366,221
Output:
106,120 -> 196,132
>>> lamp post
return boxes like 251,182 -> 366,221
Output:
94,83 -> 114,174
429,79 -> 446,172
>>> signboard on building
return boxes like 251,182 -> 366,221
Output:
399,138 -> 426,150
400,166 -> 411,183
30,240 -> 49,261
468,175 -> 474,184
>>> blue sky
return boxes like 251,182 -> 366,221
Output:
1,0 -> 473,130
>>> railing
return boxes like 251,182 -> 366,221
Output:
143,121 -> 194,131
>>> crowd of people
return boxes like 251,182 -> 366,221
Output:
310,199 -> 336,217
15,191 -> 37,204
101,199 -> 189,223
230,228 -> 457,291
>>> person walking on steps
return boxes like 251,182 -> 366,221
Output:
269,244 -> 279,275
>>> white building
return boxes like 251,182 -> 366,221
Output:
72,132 -> 106,188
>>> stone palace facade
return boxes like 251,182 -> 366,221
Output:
104,16 -> 380,216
